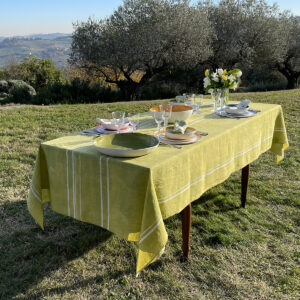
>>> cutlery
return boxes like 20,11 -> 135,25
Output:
81,130 -> 102,136
197,130 -> 208,136
218,111 -> 240,119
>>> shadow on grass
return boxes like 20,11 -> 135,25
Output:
18,269 -> 131,300
0,200 -> 114,299
195,189 -> 241,212
0,189 -> 243,298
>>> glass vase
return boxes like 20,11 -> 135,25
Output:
211,90 -> 222,112
220,88 -> 229,108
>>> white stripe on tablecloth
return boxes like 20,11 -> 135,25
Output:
66,150 -> 70,216
99,156 -> 103,227
189,116 -> 205,126
140,220 -> 160,239
106,157 -> 110,230
139,218 -> 163,244
30,186 -> 42,203
159,133 -> 274,204
274,128 -> 286,133
72,151 -> 76,218
79,154 -> 82,220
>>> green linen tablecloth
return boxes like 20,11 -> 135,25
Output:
27,103 -> 288,274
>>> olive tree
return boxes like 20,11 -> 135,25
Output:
275,16 -> 300,89
70,0 -> 213,100
198,0 -> 290,72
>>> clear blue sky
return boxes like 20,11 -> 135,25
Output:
0,0 -> 299,37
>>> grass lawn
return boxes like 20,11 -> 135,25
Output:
0,90 -> 299,299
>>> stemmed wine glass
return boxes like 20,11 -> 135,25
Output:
127,113 -> 140,132
112,111 -> 125,134
160,104 -> 172,128
153,107 -> 164,134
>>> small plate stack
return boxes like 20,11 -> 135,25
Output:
95,118 -> 132,134
158,126 -> 201,145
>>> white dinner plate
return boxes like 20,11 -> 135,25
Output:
216,109 -> 258,118
158,133 -> 200,145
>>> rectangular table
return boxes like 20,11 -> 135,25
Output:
28,103 -> 288,274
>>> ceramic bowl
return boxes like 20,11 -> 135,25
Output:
150,105 -> 193,123
224,104 -> 249,115
165,126 -> 197,140
94,133 -> 159,157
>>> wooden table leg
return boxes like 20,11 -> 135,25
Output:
181,203 -> 192,260
241,164 -> 250,208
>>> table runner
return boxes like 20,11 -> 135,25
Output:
27,103 -> 288,274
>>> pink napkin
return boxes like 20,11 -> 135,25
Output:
94,125 -> 129,131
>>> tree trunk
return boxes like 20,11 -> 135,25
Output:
286,75 -> 299,89
117,81 -> 140,101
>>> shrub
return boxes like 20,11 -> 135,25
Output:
140,84 -> 177,100
245,70 -> 288,92
32,80 -> 120,105
8,80 -> 36,96
7,87 -> 33,104
0,80 -> 9,92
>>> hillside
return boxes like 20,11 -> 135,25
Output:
0,34 -> 72,69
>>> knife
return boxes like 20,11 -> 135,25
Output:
197,130 -> 208,136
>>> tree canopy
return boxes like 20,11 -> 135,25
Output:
70,0 -> 300,98
200,0 -> 289,68
275,16 -> 300,88
199,0 -> 299,88
70,0 -> 213,100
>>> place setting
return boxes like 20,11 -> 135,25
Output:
81,111 -> 140,136
150,104 -> 207,148
215,99 -> 261,119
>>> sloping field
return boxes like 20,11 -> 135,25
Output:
0,36 -> 71,69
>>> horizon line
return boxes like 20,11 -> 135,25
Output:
0,32 -> 73,38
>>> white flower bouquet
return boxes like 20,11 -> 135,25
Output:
203,68 -> 242,94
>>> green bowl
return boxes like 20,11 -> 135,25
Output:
94,133 -> 159,157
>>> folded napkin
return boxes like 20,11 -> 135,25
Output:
173,120 -> 188,134
237,99 -> 251,109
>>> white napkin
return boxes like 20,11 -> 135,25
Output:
237,99 -> 251,109
173,120 -> 187,134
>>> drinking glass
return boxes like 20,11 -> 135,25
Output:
128,113 -> 140,132
176,96 -> 184,103
161,104 -> 172,128
185,99 -> 193,106
193,94 -> 203,114
112,111 -> 125,134
153,108 -> 164,133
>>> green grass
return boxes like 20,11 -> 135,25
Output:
0,90 -> 299,299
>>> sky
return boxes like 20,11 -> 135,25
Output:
0,0 -> 299,37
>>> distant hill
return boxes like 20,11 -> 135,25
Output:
0,33 -> 72,69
